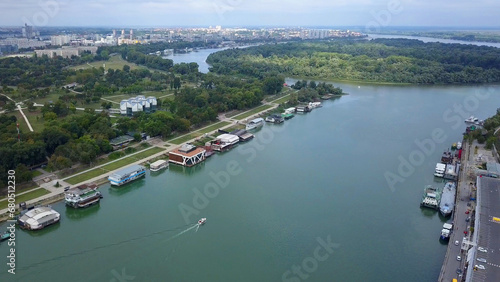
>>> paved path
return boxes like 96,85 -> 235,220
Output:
17,105 -> 34,132
439,140 -> 481,281
0,94 -> 291,218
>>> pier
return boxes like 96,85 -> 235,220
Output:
438,140 -> 500,281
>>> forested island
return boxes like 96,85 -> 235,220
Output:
207,38 -> 500,84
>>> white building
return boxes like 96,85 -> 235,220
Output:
51,35 -> 71,46
120,96 -> 157,115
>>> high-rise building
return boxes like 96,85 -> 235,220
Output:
22,23 -> 34,39
130,29 -> 133,40
121,29 -> 125,38
113,29 -> 117,38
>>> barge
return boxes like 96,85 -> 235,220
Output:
65,184 -> 102,208
108,164 -> 146,186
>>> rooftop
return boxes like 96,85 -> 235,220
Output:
170,146 -> 206,157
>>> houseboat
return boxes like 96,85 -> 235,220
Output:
434,163 -> 446,178
150,160 -> 169,172
265,114 -> 284,124
211,134 -> 240,152
230,129 -> 254,142
65,184 -> 102,208
108,164 -> 146,186
169,143 -> 206,167
309,102 -> 322,109
246,118 -> 264,130
296,105 -> 311,113
17,206 -> 60,230
281,113 -> 294,120
420,185 -> 441,210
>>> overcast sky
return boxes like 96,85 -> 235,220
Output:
0,0 -> 499,28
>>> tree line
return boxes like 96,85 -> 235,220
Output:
206,39 -> 500,84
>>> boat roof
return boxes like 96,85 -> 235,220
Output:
19,207 -> 59,223
249,117 -> 264,123
217,134 -> 239,142
443,223 -> 453,229
112,164 -> 145,176
150,160 -> 167,167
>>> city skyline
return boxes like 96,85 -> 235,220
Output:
0,0 -> 499,28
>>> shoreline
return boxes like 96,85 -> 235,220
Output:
0,95 -> 288,223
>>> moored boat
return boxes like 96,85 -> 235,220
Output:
465,116 -> 479,123
440,223 -> 453,240
108,164 -> 146,186
65,184 -> 102,208
17,206 -> 60,230
246,118 -> 264,130
439,182 -> 456,217
265,114 -> 284,124
150,160 -> 168,172
421,185 -> 441,210
0,231 -> 10,241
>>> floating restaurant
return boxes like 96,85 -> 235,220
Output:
169,144 -> 206,167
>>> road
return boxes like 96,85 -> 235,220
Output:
439,140 -> 476,281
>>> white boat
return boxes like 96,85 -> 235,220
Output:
246,118 -> 264,130
150,160 -> 168,172
308,102 -> 322,108
65,184 -> 102,208
108,164 -> 146,186
434,163 -> 446,178
440,223 -> 453,240
198,218 -> 206,225
17,206 -> 60,230
456,142 -> 462,150
211,134 -> 239,152
465,116 -> 479,123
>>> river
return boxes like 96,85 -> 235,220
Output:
1,42 -> 500,282
368,34 -> 500,48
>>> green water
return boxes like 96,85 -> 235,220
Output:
1,83 -> 500,281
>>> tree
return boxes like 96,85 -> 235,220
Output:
173,77 -> 181,90
43,112 -> 58,121
123,65 -> 131,72
4,102 -> 16,112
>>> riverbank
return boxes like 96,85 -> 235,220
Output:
0,94 -> 288,223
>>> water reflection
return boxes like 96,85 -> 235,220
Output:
108,179 -> 144,196
20,221 -> 61,237
169,162 -> 206,175
65,204 -> 101,221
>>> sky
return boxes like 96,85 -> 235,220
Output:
0,0 -> 499,28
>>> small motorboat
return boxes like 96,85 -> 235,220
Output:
198,218 -> 207,225
465,116 -> 479,123
0,231 -> 10,241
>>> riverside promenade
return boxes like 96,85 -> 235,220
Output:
0,95 -> 287,220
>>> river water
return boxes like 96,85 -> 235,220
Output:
1,43 -> 500,282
